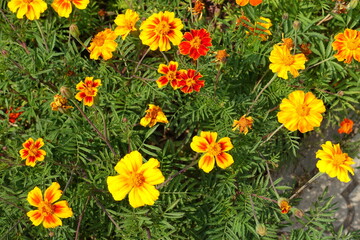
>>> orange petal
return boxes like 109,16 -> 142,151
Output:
43,214 -> 62,228
217,137 -> 233,152
53,200 -> 73,218
27,186 -> 43,207
215,152 -> 234,169
27,210 -> 44,226
190,136 -> 209,153
198,153 -> 215,173
44,182 -> 62,203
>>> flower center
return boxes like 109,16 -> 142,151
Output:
296,104 -> 310,116
131,173 -> 145,187
282,54 -> 295,66
39,201 -> 54,216
167,71 -> 176,80
346,40 -> 359,50
207,142 -> 221,156
156,21 -> 170,35
333,153 -> 346,165
190,36 -> 202,48
93,35 -> 106,46
185,77 -> 196,86
28,145 -> 38,157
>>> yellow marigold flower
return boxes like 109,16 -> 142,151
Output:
51,0 -> 89,18
316,141 -> 355,183
27,182 -> 73,228
114,9 -> 140,40
75,77 -> 101,106
19,138 -> 46,167
190,131 -> 234,173
139,11 -> 184,51
88,29 -> 118,60
107,151 -> 165,208
332,28 -> 360,64
232,114 -> 253,135
278,198 -> 291,214
269,45 -> 307,79
277,90 -> 326,133
140,104 -> 168,127
338,118 -> 354,134
8,0 -> 47,20
50,94 -> 73,112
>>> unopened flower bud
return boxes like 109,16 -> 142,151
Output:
293,20 -> 301,31
348,0 -> 359,10
293,208 -> 304,218
256,223 -> 267,236
282,13 -> 289,20
1,49 -> 8,56
60,86 -> 73,99
69,24 -> 80,39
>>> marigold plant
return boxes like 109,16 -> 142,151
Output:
156,61 -> 183,89
232,114 -> 253,135
140,104 -> 168,127
178,69 -> 205,93
75,77 -> 101,106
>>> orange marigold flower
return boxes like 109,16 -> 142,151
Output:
277,90 -> 326,133
179,29 -> 212,60
316,141 -> 355,183
190,131 -> 234,173
278,198 -> 291,214
213,49 -> 229,63
280,38 -> 294,50
6,107 -> 23,123
114,9 -> 139,40
19,138 -> 46,167
178,69 -> 205,93
75,77 -> 101,106
332,29 -> 360,64
192,0 -> 205,15
232,114 -> 253,135
269,44 -> 307,79
27,182 -> 73,228
338,118 -> 354,134
157,61 -> 184,89
50,95 -> 73,112
8,0 -> 47,20
51,0 -> 89,18
107,151 -> 165,208
88,29 -> 118,60
236,0 -> 262,6
139,11 -> 184,51
140,104 -> 168,127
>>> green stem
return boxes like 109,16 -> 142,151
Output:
259,124 -> 284,147
35,20 -> 49,52
289,172 -> 324,200
306,56 -> 335,70
160,51 -> 169,64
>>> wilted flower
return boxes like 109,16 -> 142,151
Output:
50,95 -> 73,112
332,29 -> 360,64
278,198 -> 291,214
8,0 -> 47,20
179,29 -> 212,60
232,115 -> 253,135
140,104 -> 168,127
280,38 -> 294,50
88,29 -> 118,60
75,77 -> 101,106
338,118 -> 354,134
52,0 -> 89,18
6,107 -> 23,124
114,9 -> 140,40
192,0 -> 205,15
213,49 -> 229,63
19,138 -> 46,167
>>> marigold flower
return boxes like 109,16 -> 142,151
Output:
269,45 -> 307,79
51,0 -> 89,18
179,29 -> 212,60
178,69 -> 204,93
332,29 -> 360,64
190,131 -> 234,173
140,104 -> 168,127
27,182 -> 73,228
50,95 -> 73,112
88,29 -> 118,60
75,77 -> 101,106
6,107 -> 23,123
338,118 -> 354,134
316,141 -> 355,183
107,151 -> 165,208
114,9 -> 139,40
157,61 -> 184,89
281,38 -> 294,50
8,0 -> 47,20
232,115 -> 253,135
192,0 -> 205,15
213,49 -> 229,63
278,198 -> 291,214
236,0 -> 262,6
277,90 -> 326,133
139,11 -> 184,51
19,138 -> 46,167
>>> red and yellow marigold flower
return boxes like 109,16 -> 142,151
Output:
338,118 -> 354,134
27,182 -> 73,228
50,94 -> 73,112
277,90 -> 326,133
107,151 -> 165,208
332,28 -> 360,64
140,104 -> 168,127
190,131 -> 234,173
157,61 -> 184,89
179,29 -> 212,60
6,107 -> 23,124
178,69 -> 204,93
316,141 -> 355,183
19,138 -> 46,167
114,9 -> 139,40
269,44 -> 307,79
75,77 -> 101,106
232,114 -> 253,135
278,198 -> 291,214
51,0 -> 89,18
236,0 -> 262,6
88,29 -> 118,60
139,11 -> 183,51
8,0 -> 47,20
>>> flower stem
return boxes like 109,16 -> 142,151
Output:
134,47 -> 151,74
289,172 -> 324,200
259,124 -> 284,147
160,51 -> 169,64
249,195 -> 259,224
306,56 -> 335,70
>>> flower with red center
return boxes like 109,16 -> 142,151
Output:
50,94 -> 73,112
88,29 -> 118,60
51,0 -> 89,18
139,11 -> 184,51
338,118 -> 354,134
179,29 -> 212,60
156,61 -> 184,89
140,104 -> 168,127
316,141 -> 355,183
332,29 -> 360,64
178,69 -> 204,93
232,114 -> 253,135
277,90 -> 326,133
114,9 -> 140,40
8,0 -> 47,20
19,138 -> 46,167
107,151 -> 165,208
190,131 -> 234,173
278,198 -> 291,214
236,0 -> 262,6
75,77 -> 101,106
27,182 -> 73,228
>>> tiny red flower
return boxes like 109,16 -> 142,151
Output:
179,29 -> 212,60
178,69 -> 205,93
338,118 -> 354,134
